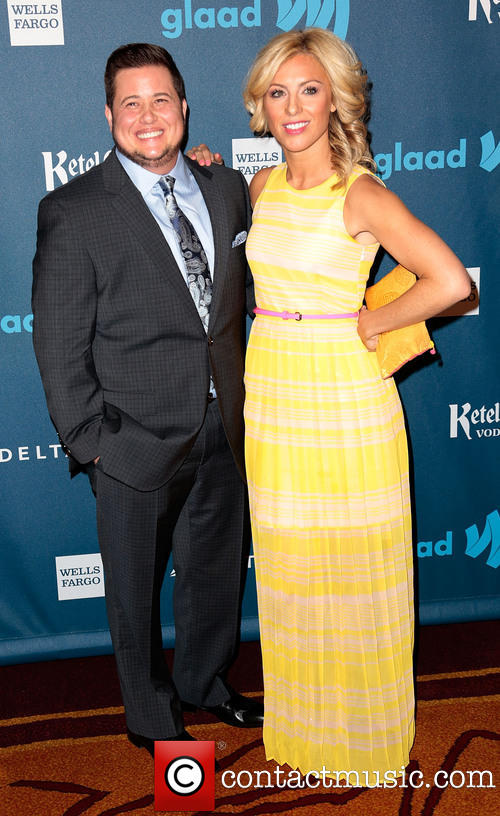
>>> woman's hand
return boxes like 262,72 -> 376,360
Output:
357,306 -> 379,351
186,143 -> 224,166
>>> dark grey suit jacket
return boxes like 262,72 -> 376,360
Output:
32,149 -> 254,491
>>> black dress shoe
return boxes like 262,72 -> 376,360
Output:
200,692 -> 264,728
126,728 -> 194,757
126,729 -> 155,757
127,728 -> 221,771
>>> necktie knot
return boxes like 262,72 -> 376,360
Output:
159,175 -> 175,196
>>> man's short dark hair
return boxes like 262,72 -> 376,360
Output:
105,42 -> 186,107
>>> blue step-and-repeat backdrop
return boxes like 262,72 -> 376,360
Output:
1,1 -> 498,665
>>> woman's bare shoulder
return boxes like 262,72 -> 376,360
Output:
249,165 -> 275,206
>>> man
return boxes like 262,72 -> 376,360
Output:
32,43 -> 261,756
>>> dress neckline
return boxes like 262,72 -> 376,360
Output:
282,163 -> 340,192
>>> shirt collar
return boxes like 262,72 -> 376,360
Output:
115,149 -> 193,197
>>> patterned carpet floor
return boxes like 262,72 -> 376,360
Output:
1,620 -> 499,815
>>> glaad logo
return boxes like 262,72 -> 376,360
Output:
375,132 -> 500,180
479,131 -> 500,172
418,510 -> 500,569
276,0 -> 350,39
418,531 -> 453,559
465,510 -> 500,569
160,0 -> 349,39
375,139 -> 466,181
42,149 -> 111,192
468,0 -> 500,24
161,1 -> 260,39
1,313 -> 32,333
449,401 -> 500,439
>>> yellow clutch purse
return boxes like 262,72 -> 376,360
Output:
364,265 -> 435,379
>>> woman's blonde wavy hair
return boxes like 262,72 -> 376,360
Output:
243,28 -> 375,190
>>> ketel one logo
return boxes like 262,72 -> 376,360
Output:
449,402 -> 500,439
276,0 -> 350,39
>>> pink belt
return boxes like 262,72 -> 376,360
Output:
254,307 -> 359,321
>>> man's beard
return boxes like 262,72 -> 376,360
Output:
113,130 -> 182,172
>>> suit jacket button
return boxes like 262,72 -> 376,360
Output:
207,335 -> 214,345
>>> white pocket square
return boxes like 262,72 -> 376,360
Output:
232,231 -> 247,248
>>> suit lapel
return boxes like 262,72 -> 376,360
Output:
101,151 -> 204,320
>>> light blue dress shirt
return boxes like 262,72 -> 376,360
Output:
116,149 -> 215,280
116,149 -> 217,396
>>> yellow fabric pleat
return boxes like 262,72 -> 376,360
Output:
245,164 -> 415,782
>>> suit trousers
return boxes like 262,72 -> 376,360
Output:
90,399 -> 247,739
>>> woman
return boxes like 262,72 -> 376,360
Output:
242,28 -> 469,783
192,28 -> 469,782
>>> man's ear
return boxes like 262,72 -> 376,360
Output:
105,104 -> 113,132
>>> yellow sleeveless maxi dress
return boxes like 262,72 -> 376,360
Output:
245,164 -> 415,782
